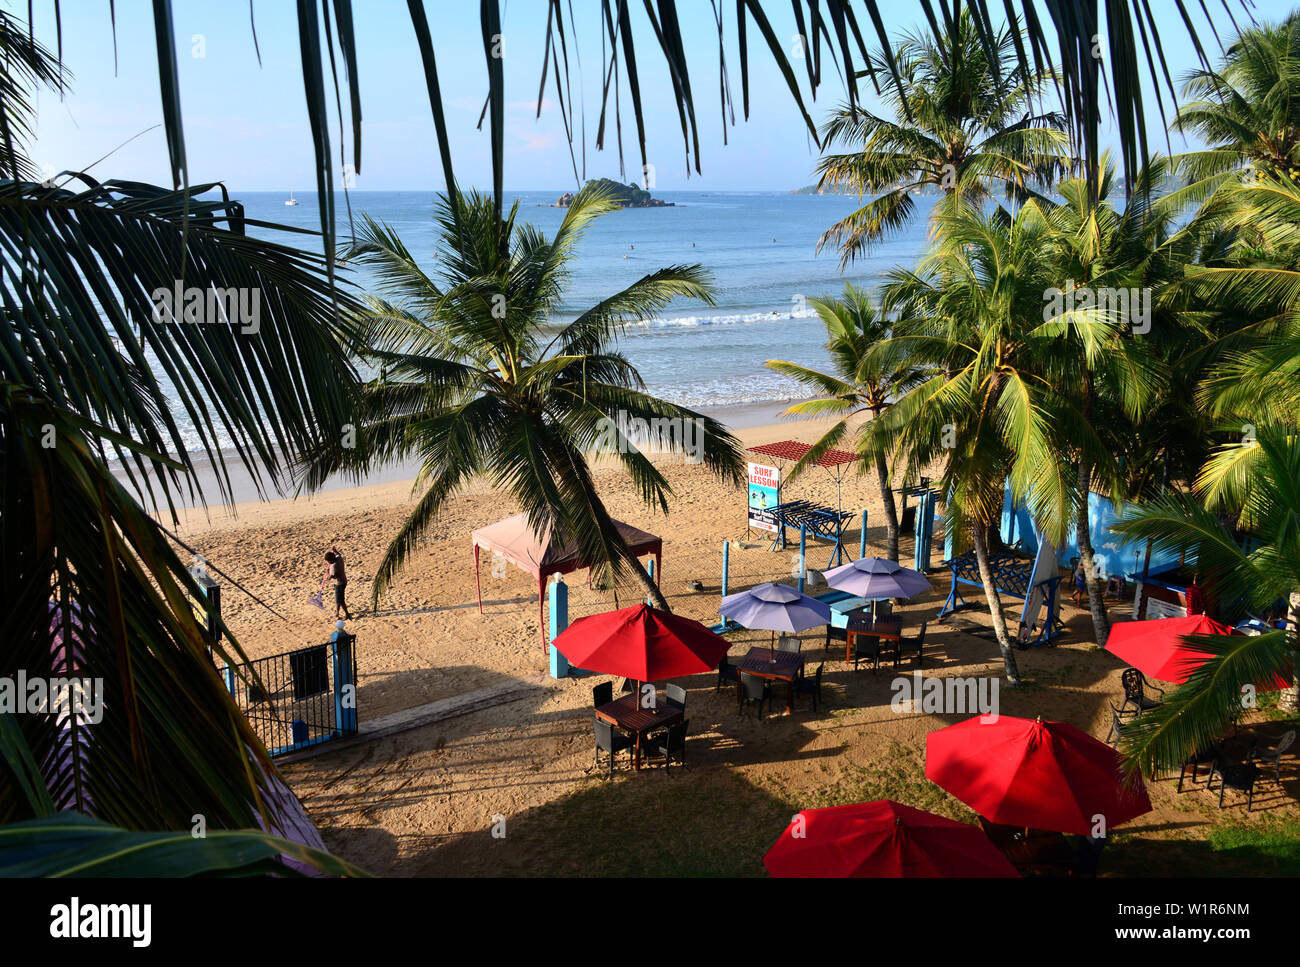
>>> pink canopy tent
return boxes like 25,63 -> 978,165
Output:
472,513 -> 662,645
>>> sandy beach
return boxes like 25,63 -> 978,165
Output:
169,410 -> 1300,876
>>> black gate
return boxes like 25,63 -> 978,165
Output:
220,634 -> 358,756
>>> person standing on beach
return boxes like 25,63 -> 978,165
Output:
322,547 -> 352,620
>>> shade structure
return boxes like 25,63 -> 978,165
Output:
925,716 -> 1152,836
824,557 -> 931,600
471,513 -> 662,645
763,800 -> 1019,878
551,603 -> 731,682
1105,615 -> 1238,684
718,582 -> 831,634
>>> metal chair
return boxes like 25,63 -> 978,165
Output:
899,621 -> 928,667
665,682 -> 687,713
593,717 -> 634,776
1119,668 -> 1164,716
592,681 -> 613,708
850,629 -> 880,674
795,662 -> 825,712
1177,745 -> 1220,791
1104,702 -> 1126,747
738,671 -> 771,720
715,656 -> 738,692
1208,758 -> 1259,810
643,720 -> 689,774
1253,729 -> 1296,780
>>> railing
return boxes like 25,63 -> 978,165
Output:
219,634 -> 358,756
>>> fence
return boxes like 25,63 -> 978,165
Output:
219,634 -> 358,757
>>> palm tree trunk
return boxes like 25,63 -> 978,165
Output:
972,521 -> 1021,685
1077,375 -> 1111,645
617,542 -> 671,612
1279,592 -> 1300,714
872,424 -> 901,561
1076,457 -> 1112,645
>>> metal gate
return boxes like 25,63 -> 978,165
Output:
220,634 -> 358,756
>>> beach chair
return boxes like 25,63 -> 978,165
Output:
795,662 -> 824,712
665,683 -> 687,713
1105,703 -> 1126,748
1252,730 -> 1296,781
643,720 -> 689,774
1177,745 -> 1219,791
1208,758 -> 1258,810
592,681 -> 613,708
776,635 -> 801,653
1119,668 -> 1164,716
899,621 -> 928,667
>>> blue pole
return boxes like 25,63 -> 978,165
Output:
646,558 -> 655,606
721,541 -> 730,597
798,525 -> 807,593
547,578 -> 571,678
860,509 -> 868,560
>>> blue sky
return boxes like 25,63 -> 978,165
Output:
26,1 -> 1241,193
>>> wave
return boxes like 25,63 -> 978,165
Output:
625,306 -> 821,331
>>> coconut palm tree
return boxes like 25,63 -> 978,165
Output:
1175,13 -> 1300,187
814,9 -> 1069,265
301,185 -> 745,614
1,18 -> 365,872
1110,424 -> 1300,776
866,202 -> 1109,684
764,283 -> 928,561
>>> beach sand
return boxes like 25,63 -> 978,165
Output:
169,411 -> 1300,876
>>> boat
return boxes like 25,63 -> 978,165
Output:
285,190 -> 299,206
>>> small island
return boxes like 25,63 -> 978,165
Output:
556,177 -> 674,208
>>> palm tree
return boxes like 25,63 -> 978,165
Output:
1033,156 -> 1182,644
764,283 -> 927,561
866,202 -> 1107,684
301,185 -> 745,615
1175,13 -> 1300,187
1110,424 -> 1300,776
1,18 -> 364,871
814,9 -> 1068,264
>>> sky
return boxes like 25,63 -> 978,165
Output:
23,0 -> 1253,194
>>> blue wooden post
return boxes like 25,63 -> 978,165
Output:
547,578 -> 571,678
798,525 -> 807,593
331,631 -> 358,736
914,491 -> 936,573
721,541 -> 730,597
859,509 -> 868,560
646,558 -> 655,606
222,665 -> 237,701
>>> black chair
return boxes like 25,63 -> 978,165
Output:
776,635 -> 802,653
643,720 -> 689,774
665,683 -> 687,713
592,681 -> 613,708
716,657 -> 738,693
738,672 -> 771,720
899,621 -> 928,667
850,630 -> 880,674
1208,758 -> 1258,810
1119,668 -> 1164,716
1177,744 -> 1220,791
795,662 -> 824,712
1253,729 -> 1296,781
1104,702 -> 1126,747
1072,835 -> 1107,877
593,717 -> 634,776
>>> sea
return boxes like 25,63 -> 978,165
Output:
239,188 -> 936,413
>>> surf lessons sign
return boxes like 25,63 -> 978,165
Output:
748,463 -> 781,533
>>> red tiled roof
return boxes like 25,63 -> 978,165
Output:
747,440 -> 858,467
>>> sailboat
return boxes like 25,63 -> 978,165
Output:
285,189 -> 299,206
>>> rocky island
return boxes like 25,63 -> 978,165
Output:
556,177 -> 674,207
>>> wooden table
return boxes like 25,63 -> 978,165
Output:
594,694 -> 683,770
845,617 -> 903,666
736,647 -> 804,713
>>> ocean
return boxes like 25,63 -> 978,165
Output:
239,189 -> 936,411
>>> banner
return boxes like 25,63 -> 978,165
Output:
747,462 -> 780,533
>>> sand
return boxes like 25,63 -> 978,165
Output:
169,411 -> 1300,876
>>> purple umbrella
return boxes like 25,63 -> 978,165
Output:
719,582 -> 832,645
824,558 -> 932,601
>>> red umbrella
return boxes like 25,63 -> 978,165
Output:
1105,615 -> 1237,683
925,716 -> 1152,836
763,800 -> 1019,878
551,603 -> 731,681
